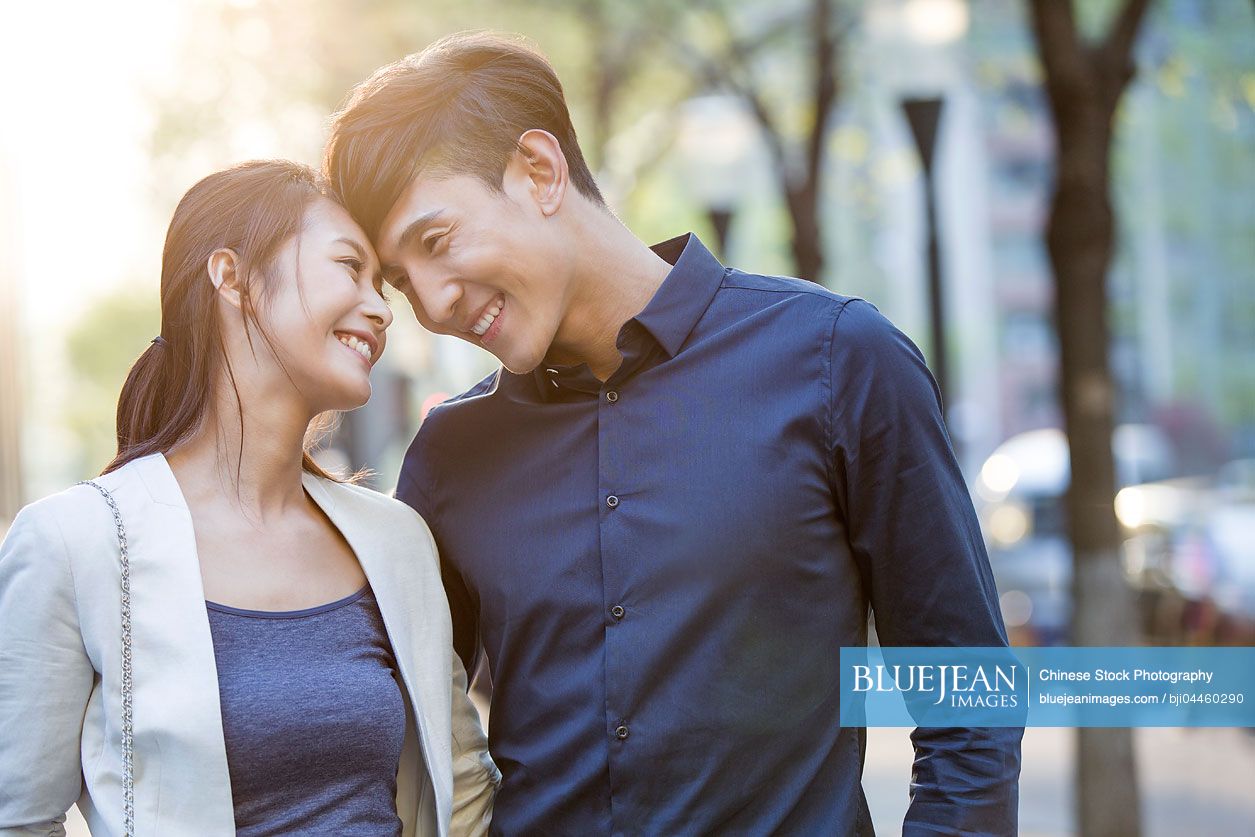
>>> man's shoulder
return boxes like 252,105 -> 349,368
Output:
425,369 -> 503,423
708,272 -> 912,361
712,268 -> 869,336
721,268 -> 853,304
400,368 -> 505,473
717,268 -> 863,317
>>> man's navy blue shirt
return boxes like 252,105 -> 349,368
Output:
397,234 -> 1022,835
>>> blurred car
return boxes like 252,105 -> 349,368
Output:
1123,459 -> 1255,643
973,424 -> 1177,644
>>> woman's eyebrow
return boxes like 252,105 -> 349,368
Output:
334,237 -> 367,261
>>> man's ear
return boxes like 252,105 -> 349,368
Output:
207,248 -> 244,310
511,129 -> 569,217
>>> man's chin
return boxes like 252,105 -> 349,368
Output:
495,344 -> 550,376
503,358 -> 538,375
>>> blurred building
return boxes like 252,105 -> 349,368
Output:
0,153 -> 23,523
967,1 -> 1062,443
966,0 -> 1255,472
338,0 -> 1254,488
832,0 -> 1255,479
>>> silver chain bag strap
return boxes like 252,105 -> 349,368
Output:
78,479 -> 136,837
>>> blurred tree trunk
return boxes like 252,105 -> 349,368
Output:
1029,1 -> 1150,835
783,0 -> 837,283
685,0 -> 844,282
564,0 -> 676,171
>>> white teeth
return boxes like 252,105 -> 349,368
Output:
471,297 -> 504,337
471,313 -> 494,336
338,334 -> 372,360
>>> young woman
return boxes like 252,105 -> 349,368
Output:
0,160 -> 498,836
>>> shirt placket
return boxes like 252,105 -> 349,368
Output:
597,368 -> 634,833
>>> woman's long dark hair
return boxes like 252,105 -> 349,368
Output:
103,160 -> 348,481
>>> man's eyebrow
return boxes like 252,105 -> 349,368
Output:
381,209 -> 446,277
397,209 -> 446,251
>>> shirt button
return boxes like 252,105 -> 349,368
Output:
614,724 -> 630,740
606,390 -> 619,403
606,495 -> 619,508
610,605 -> 625,620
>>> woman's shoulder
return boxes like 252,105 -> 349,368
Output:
2,457 -> 153,560
310,473 -> 434,533
0,482 -> 120,597
7,478 -> 118,539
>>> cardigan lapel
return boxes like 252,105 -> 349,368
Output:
120,453 -> 236,833
300,470 -> 454,835
109,453 -> 450,835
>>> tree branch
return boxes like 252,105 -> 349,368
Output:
1102,0 -> 1152,63
664,9 -> 793,186
1096,0 -> 1152,102
805,0 -> 839,191
1029,0 -> 1090,95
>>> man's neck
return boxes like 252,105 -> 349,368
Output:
546,212 -> 674,381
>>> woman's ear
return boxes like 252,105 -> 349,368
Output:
207,248 -> 244,310
511,129 -> 569,217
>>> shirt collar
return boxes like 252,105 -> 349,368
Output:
519,233 -> 725,401
633,233 -> 726,358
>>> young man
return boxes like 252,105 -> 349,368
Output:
325,32 -> 1022,836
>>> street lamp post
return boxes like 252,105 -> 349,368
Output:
901,96 -> 949,413
676,94 -> 759,262
872,0 -> 968,441
706,207 -> 734,259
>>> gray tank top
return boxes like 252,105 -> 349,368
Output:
206,585 -> 406,836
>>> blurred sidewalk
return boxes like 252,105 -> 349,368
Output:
64,726 -> 1254,835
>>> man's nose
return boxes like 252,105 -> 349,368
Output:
413,276 -> 463,328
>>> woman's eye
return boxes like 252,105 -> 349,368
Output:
338,257 -> 363,276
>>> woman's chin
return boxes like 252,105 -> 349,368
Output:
322,378 -> 372,412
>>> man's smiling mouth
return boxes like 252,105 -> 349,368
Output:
471,295 -> 505,337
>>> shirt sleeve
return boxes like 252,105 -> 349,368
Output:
395,429 -> 483,681
0,502 -> 95,836
826,299 -> 1023,836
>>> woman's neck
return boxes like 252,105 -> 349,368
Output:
165,385 -> 312,524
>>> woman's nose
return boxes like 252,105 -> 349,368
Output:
362,284 -> 394,329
